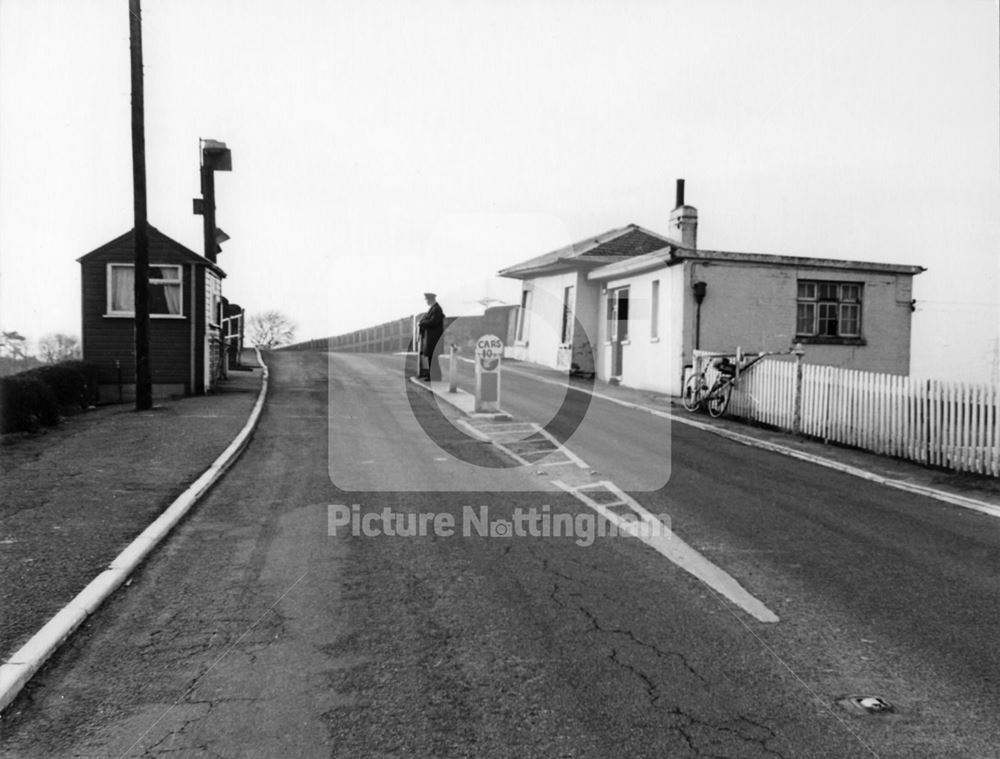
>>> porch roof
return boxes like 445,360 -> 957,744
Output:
498,224 -> 676,279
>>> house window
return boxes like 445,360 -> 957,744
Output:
107,264 -> 183,317
650,280 -> 660,339
796,280 -> 862,338
516,289 -> 531,341
561,285 -> 575,344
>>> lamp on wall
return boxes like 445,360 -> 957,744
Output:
692,281 -> 707,350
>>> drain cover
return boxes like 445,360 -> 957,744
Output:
837,695 -> 895,715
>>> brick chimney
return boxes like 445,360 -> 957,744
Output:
669,178 -> 697,249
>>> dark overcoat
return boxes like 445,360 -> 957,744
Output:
418,302 -> 445,357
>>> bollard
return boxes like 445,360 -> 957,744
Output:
474,335 -> 503,413
448,343 -> 458,393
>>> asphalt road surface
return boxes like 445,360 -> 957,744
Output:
2,350 -> 999,758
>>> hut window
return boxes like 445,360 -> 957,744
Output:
107,264 -> 183,317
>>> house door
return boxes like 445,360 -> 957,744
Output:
609,287 -> 629,378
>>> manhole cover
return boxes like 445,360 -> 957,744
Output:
837,695 -> 895,715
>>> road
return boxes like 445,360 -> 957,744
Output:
2,350 -> 999,758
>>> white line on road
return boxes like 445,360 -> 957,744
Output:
552,479 -> 780,624
455,408 -> 780,623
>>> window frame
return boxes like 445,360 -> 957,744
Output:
105,263 -> 185,319
606,286 -> 630,344
795,279 -> 864,343
207,273 -> 223,328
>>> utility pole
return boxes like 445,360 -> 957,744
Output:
201,155 -> 216,262
129,0 -> 152,410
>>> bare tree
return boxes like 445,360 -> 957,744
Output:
0,330 -> 28,360
38,333 -> 81,363
247,310 -> 296,349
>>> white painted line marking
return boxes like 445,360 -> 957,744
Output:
454,419 -> 492,441
451,365 -> 780,623
492,442 -> 533,467
525,425 -> 588,469
553,480 -> 780,624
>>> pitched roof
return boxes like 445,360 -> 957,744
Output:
498,224 -> 675,279
587,245 -> 925,281
77,224 -> 226,277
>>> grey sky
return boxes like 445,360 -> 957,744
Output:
1,0 -> 997,380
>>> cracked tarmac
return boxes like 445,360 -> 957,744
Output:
4,351 -> 999,757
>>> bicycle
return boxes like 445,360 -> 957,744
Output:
682,346 -> 804,419
682,356 -> 738,418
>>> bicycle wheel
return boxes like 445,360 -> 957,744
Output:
706,378 -> 732,418
682,372 -> 705,412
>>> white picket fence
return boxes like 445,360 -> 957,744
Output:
722,359 -> 1000,477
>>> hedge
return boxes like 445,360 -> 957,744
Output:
0,360 -> 101,434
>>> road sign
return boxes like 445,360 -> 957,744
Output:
474,334 -> 503,412
475,335 -> 503,371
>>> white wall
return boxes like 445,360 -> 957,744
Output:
597,265 -> 686,395
572,276 -> 602,374
517,271 -> 579,370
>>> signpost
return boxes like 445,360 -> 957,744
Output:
474,334 -> 503,413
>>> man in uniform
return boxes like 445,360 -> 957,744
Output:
417,292 -> 445,381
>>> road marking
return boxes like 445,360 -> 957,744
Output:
457,418 -> 589,470
552,479 -> 780,624
456,410 -> 780,624
453,418 -> 491,441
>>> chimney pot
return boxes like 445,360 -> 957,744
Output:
669,178 -> 697,249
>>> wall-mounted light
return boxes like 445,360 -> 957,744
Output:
692,281 -> 707,349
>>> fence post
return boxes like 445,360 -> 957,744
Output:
925,378 -> 932,465
792,343 -> 805,434
823,366 -> 833,444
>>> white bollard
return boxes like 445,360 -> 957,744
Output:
474,335 -> 503,413
448,344 -> 458,393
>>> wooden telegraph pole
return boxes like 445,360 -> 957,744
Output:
129,0 -> 152,410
